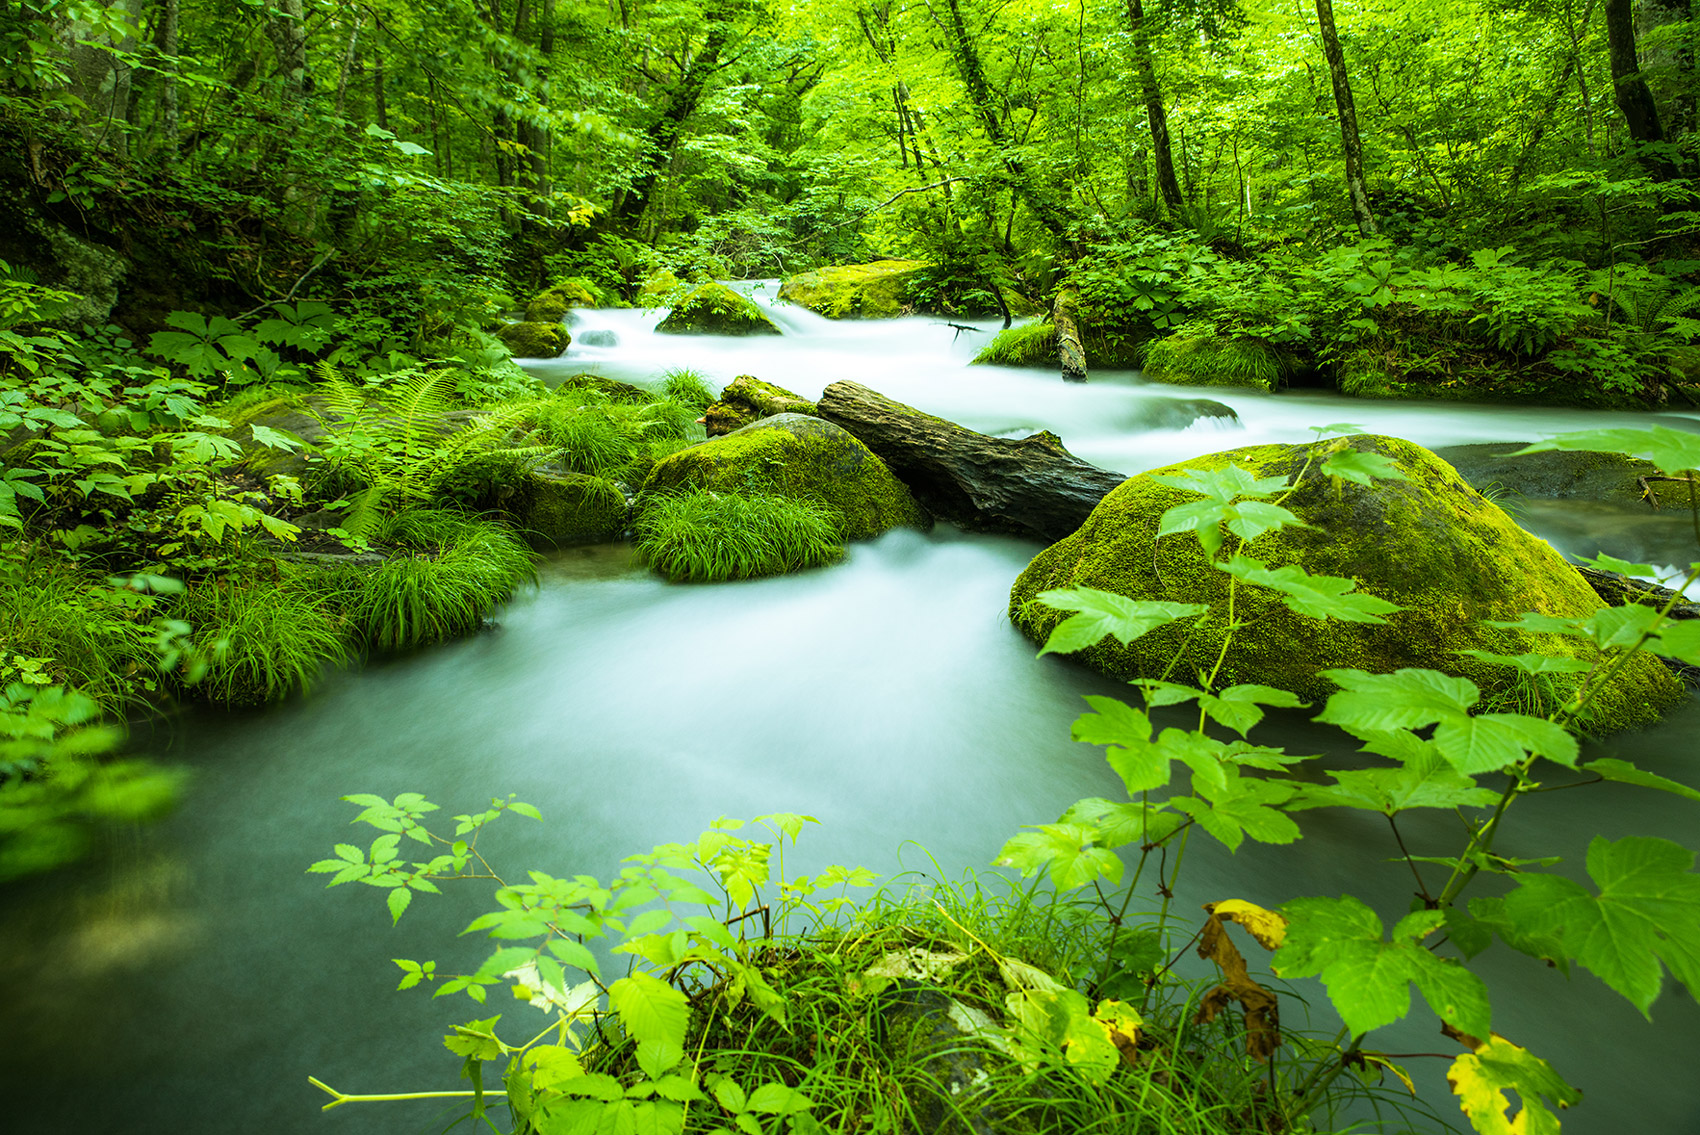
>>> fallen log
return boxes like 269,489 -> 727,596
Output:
815,380 -> 1127,543
1053,287 -> 1087,383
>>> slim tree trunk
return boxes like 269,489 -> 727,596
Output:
1634,0 -> 1692,137
1126,0 -> 1183,214
613,12 -> 731,228
155,0 -> 180,163
1607,0 -> 1676,179
1313,0 -> 1378,235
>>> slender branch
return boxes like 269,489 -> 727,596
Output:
1385,814 -> 1433,903
309,1077 -> 508,1111
820,178 -> 969,230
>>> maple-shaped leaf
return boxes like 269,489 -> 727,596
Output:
1320,449 -> 1409,487
1034,588 -> 1207,656
994,823 -> 1123,890
1273,896 -> 1491,1039
1317,669 -> 1479,732
1291,746 -> 1498,816
1221,556 -> 1400,623
1448,1035 -> 1579,1135
1502,836 -> 1700,1014
1059,797 -> 1184,848
1172,773 -> 1301,852
1514,424 -> 1700,476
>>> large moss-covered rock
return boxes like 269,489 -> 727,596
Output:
655,282 -> 780,336
703,375 -> 816,436
524,279 -> 598,322
643,413 -> 929,540
515,472 -> 628,547
1009,434 -> 1681,732
499,321 -> 571,358
777,260 -> 928,319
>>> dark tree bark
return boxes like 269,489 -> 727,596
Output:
612,12 -> 733,230
816,381 -> 1127,543
1126,0 -> 1183,213
154,0 -> 180,164
1607,0 -> 1676,177
1635,0 -> 1693,137
1313,0 -> 1378,235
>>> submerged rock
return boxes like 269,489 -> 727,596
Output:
655,281 -> 780,336
1009,434 -> 1681,732
1130,397 -> 1240,432
498,321 -> 571,358
702,375 -> 817,436
1434,443 -> 1694,507
576,329 -> 619,347
514,472 -> 628,547
642,413 -> 928,540
778,259 -> 928,319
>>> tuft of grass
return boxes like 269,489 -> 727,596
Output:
972,320 -> 1057,366
634,489 -> 843,582
529,401 -> 638,477
0,560 -> 157,714
1141,322 -> 1297,391
339,510 -> 537,651
173,576 -> 348,707
660,367 -> 716,410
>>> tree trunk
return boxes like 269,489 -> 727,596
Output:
1126,0 -> 1183,214
816,381 -> 1128,543
612,13 -> 732,229
265,0 -> 310,102
518,0 -> 555,230
1054,287 -> 1087,382
1635,0 -> 1693,137
1313,0 -> 1378,235
155,0 -> 180,163
1608,0 -> 1677,180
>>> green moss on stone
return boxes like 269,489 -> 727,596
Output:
517,472 -> 629,547
642,413 -> 929,541
655,281 -> 780,336
1141,322 -> 1298,391
702,375 -> 816,435
1009,434 -> 1681,733
974,321 -> 1056,366
777,260 -> 928,319
499,321 -> 571,358
524,279 -> 598,322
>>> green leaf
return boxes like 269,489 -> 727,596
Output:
1514,424 -> 1700,476
1448,1035 -> 1580,1135
993,824 -> 1123,890
1152,463 -> 1291,503
1457,649 -> 1593,675
1291,746 -> 1498,816
608,972 -> 690,1078
1585,758 -> 1700,802
1578,552 -> 1664,578
1320,449 -> 1409,486
1198,684 -> 1305,736
1034,589 -> 1206,656
745,1083 -> 815,1115
1649,619 -> 1700,665
1317,669 -> 1477,733
1058,797 -> 1184,848
1503,836 -> 1700,1013
1222,557 -> 1400,623
1433,713 -> 1579,774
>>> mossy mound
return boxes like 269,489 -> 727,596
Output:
524,279 -> 599,322
515,472 -> 628,547
642,413 -> 929,540
555,373 -> 655,404
1141,322 -> 1298,391
1009,434 -> 1681,732
777,259 -> 928,319
1433,443 -> 1693,507
637,269 -> 685,304
655,281 -> 781,336
974,321 -> 1056,366
499,321 -> 571,358
703,375 -> 817,436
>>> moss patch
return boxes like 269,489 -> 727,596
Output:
1141,322 -> 1298,391
974,321 -> 1056,366
642,413 -> 929,541
703,375 -> 816,435
655,281 -> 780,336
515,472 -> 629,547
778,260 -> 928,319
1009,434 -> 1681,733
499,321 -> 571,358
637,269 -> 685,305
524,279 -> 598,322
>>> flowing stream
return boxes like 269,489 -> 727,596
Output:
5,289 -> 1700,1134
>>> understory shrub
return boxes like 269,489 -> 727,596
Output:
634,489 -> 843,582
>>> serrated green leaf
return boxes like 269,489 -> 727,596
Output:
1291,748 -> 1498,816
1514,424 -> 1700,476
1457,649 -> 1593,675
746,1082 -> 815,1115
1649,619 -> 1700,665
608,972 -> 690,1078
1585,758 -> 1700,802
1058,797 -> 1184,848
387,885 -> 413,924
1317,668 -> 1478,734
1434,713 -> 1579,774
993,824 -> 1122,890
1221,557 -> 1400,623
1034,589 -> 1206,656
1579,552 -> 1663,577
1320,449 -> 1409,486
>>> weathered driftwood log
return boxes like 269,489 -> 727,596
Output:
815,380 -> 1127,543
1053,287 -> 1087,383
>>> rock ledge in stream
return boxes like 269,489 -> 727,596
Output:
1010,434 -> 1682,732
816,380 -> 1128,544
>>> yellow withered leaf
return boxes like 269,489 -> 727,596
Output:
1206,899 -> 1288,949
1447,1034 -> 1579,1135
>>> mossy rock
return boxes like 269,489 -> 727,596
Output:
556,374 -> 655,404
642,413 -> 929,541
703,375 -> 816,436
515,472 -> 629,547
1009,434 -> 1681,732
655,281 -> 780,336
1141,323 -> 1298,391
499,321 -> 571,358
778,260 -> 928,319
524,279 -> 598,322
1432,443 -> 1695,507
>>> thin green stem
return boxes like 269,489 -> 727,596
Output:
309,1077 -> 507,1111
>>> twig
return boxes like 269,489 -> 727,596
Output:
821,178 -> 969,230
237,249 -> 336,320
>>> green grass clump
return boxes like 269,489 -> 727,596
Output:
174,577 -> 348,707
341,510 -> 537,650
972,320 -> 1057,366
634,489 -> 843,582
660,367 -> 716,410
530,401 -> 638,477
1141,322 -> 1297,391
0,560 -> 157,714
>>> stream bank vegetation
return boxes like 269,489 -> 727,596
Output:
306,421 -> 1700,1135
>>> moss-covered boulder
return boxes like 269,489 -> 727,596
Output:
777,260 -> 929,319
703,375 -> 817,436
643,413 -> 929,540
499,321 -> 571,358
1433,443 -> 1693,507
514,472 -> 628,547
1009,434 -> 1681,732
655,282 -> 781,336
524,279 -> 599,322
1141,322 -> 1299,391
